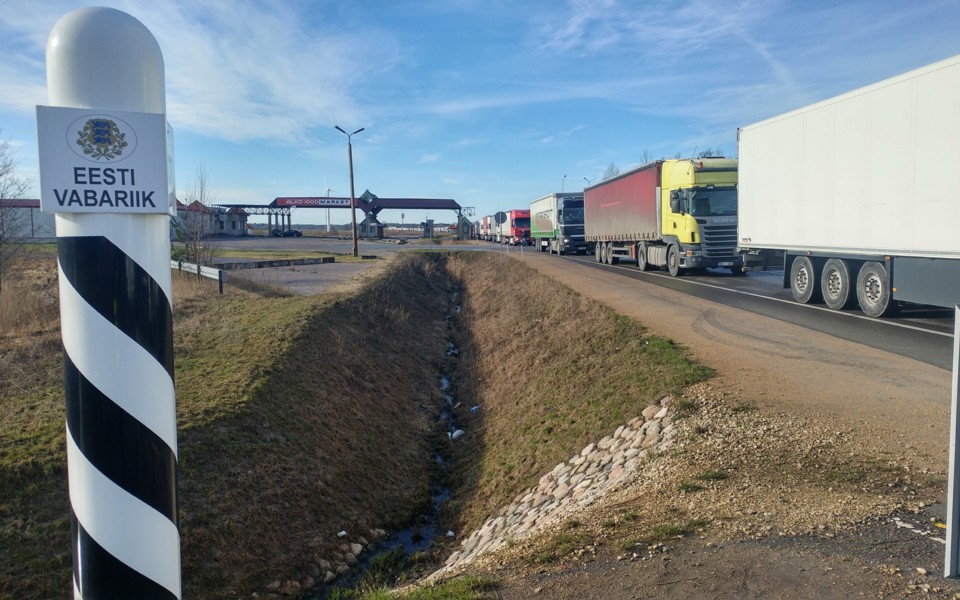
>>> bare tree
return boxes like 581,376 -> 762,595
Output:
696,147 -> 725,158
601,163 -> 620,181
172,165 -> 218,266
0,134 -> 31,293
640,149 -> 654,165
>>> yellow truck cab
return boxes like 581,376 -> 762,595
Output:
586,157 -> 743,276
662,157 -> 738,244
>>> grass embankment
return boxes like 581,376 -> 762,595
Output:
1,249 -> 711,599
441,252 -> 712,537
1,252 -> 456,598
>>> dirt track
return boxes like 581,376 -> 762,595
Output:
516,252 -> 951,465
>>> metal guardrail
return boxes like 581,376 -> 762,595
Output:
171,260 -> 225,294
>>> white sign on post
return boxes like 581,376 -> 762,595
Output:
37,105 -> 170,214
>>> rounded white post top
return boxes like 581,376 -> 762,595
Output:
46,7 -> 165,113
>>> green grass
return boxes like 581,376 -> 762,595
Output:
673,398 -> 698,417
526,531 -> 594,565
650,523 -> 687,541
445,252 -> 714,535
362,576 -> 499,599
696,470 -> 729,481
646,518 -> 711,543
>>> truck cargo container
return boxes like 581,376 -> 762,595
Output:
738,54 -> 960,317
530,192 -> 589,255
497,209 -> 530,245
479,215 -> 493,241
585,158 -> 742,275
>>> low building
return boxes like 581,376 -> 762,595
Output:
0,199 -> 55,240
171,200 -> 248,239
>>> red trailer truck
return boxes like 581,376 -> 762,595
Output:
585,158 -> 743,275
496,209 -> 530,245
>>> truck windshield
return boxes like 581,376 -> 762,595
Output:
515,217 -> 530,228
686,188 -> 737,216
561,208 -> 584,223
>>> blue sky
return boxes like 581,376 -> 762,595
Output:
2,1 -> 960,226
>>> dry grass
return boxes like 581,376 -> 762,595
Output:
439,252 -> 712,537
1,249 -> 714,598
0,255 -> 59,335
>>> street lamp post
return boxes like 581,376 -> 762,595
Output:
562,174 -> 567,192
335,125 -> 364,257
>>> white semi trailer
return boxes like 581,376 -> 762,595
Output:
738,54 -> 960,317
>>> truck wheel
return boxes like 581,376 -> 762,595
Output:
857,261 -> 899,318
595,242 -> 603,263
821,258 -> 854,310
603,242 -> 612,265
637,243 -> 649,271
789,256 -> 821,304
729,266 -> 746,276
667,244 -> 682,277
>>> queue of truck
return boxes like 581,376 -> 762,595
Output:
475,54 -> 960,318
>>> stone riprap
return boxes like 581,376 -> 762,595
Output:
427,395 -> 677,582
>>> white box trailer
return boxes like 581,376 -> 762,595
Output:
738,54 -> 960,316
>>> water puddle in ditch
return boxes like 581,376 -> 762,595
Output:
310,290 -> 465,597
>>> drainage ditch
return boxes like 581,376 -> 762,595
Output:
308,283 -> 467,597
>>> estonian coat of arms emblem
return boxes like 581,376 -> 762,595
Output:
76,118 -> 128,160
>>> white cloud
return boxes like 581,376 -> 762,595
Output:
419,153 -> 440,163
541,124 -> 584,144
0,1 -> 404,144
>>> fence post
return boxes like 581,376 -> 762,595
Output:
41,8 -> 180,598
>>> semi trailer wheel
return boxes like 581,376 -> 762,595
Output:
595,242 -> 603,263
789,256 -> 821,304
821,258 -> 854,310
856,261 -> 898,317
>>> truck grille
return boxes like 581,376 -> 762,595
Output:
563,225 -> 585,236
697,220 -> 737,258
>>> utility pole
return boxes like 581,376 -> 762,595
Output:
335,126 -> 364,257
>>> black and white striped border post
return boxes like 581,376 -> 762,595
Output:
43,8 -> 180,598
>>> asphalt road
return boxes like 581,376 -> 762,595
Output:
211,235 -> 955,369
560,253 -> 955,370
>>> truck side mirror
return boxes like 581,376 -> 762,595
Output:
669,191 -> 681,213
